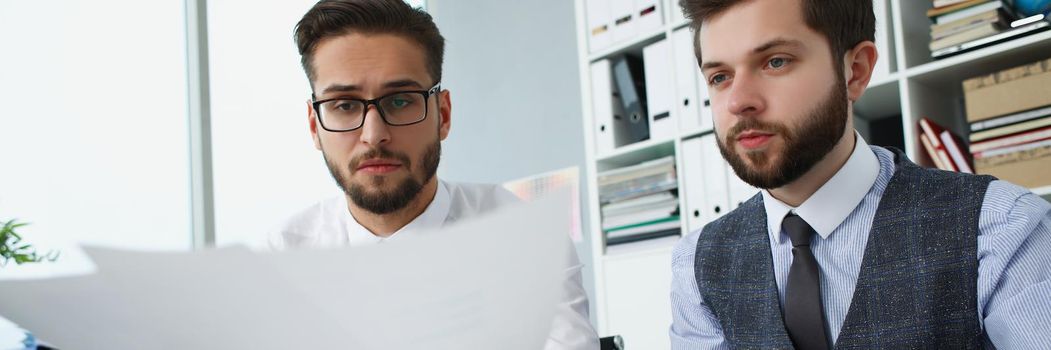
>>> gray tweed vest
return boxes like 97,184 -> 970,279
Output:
694,148 -> 995,349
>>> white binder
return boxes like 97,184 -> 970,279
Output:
699,134 -> 731,222
590,59 -> 616,155
634,0 -> 663,34
585,0 -> 613,52
871,0 -> 896,83
681,137 -> 707,233
672,28 -> 702,133
726,167 -> 760,209
611,0 -> 636,43
695,61 -> 715,133
670,0 -> 687,25
643,39 -> 677,141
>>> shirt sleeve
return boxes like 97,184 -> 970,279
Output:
670,229 -> 730,349
977,180 -> 1051,347
544,240 -> 600,350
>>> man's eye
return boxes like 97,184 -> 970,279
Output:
768,57 -> 790,69
391,98 -> 411,108
710,74 -> 728,86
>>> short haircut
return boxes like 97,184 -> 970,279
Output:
295,0 -> 446,88
680,0 -> 874,71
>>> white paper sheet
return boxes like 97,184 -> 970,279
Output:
0,189 -> 571,349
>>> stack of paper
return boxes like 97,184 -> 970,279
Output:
0,190 -> 572,350
598,156 -> 680,246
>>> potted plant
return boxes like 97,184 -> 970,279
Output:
1,218 -> 58,350
0,219 -> 57,267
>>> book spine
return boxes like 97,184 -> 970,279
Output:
941,130 -> 975,173
974,138 -> 1051,159
970,105 -> 1051,132
921,134 -> 950,170
920,118 -> 943,148
938,148 -> 959,171
970,126 -> 1051,153
606,228 -> 681,246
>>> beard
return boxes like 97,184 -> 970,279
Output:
323,141 -> 441,215
716,79 -> 849,189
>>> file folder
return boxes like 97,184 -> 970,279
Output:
699,134 -> 730,222
643,39 -> 677,141
611,54 -> 650,146
727,169 -> 760,209
611,0 -> 636,43
672,28 -> 702,133
681,137 -> 707,233
671,0 -> 686,24
694,58 -> 715,133
586,0 -> 613,52
591,59 -> 617,155
871,0 -> 896,82
634,0 -> 663,34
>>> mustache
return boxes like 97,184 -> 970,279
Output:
348,147 -> 412,172
727,118 -> 790,138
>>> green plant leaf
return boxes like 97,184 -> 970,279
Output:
0,218 -> 56,267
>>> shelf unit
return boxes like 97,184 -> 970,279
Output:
575,0 -> 1051,347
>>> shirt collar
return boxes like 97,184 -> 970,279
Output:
762,132 -> 880,243
342,179 -> 452,247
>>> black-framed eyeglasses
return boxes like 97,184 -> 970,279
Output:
311,82 -> 441,132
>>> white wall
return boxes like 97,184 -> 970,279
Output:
426,0 -> 596,324
0,0 -> 192,253
206,0 -> 338,247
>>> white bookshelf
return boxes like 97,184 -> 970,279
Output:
574,0 -> 1051,347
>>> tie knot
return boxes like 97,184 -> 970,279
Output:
783,214 -> 815,247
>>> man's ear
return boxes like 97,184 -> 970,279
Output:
307,99 -> 322,150
438,89 -> 452,141
844,41 -> 878,102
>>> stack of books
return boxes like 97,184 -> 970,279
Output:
964,57 -> 1051,188
598,156 -> 680,246
927,0 -> 1050,58
918,117 -> 974,173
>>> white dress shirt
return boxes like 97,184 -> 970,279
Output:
271,179 -> 599,350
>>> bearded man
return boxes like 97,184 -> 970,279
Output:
669,0 -> 1051,348
269,1 -> 598,349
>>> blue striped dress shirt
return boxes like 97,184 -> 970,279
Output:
670,138 -> 1051,348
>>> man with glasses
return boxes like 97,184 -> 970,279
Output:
269,1 -> 598,349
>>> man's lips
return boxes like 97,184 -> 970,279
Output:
355,159 -> 403,174
736,130 -> 775,149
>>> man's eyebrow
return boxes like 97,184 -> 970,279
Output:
701,61 -> 725,71
383,79 -> 424,89
700,38 -> 804,71
321,84 -> 359,95
752,38 -> 804,54
320,80 -> 424,95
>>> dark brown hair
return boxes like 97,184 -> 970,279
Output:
295,0 -> 445,88
679,0 -> 874,71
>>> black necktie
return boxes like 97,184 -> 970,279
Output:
783,214 -> 830,350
